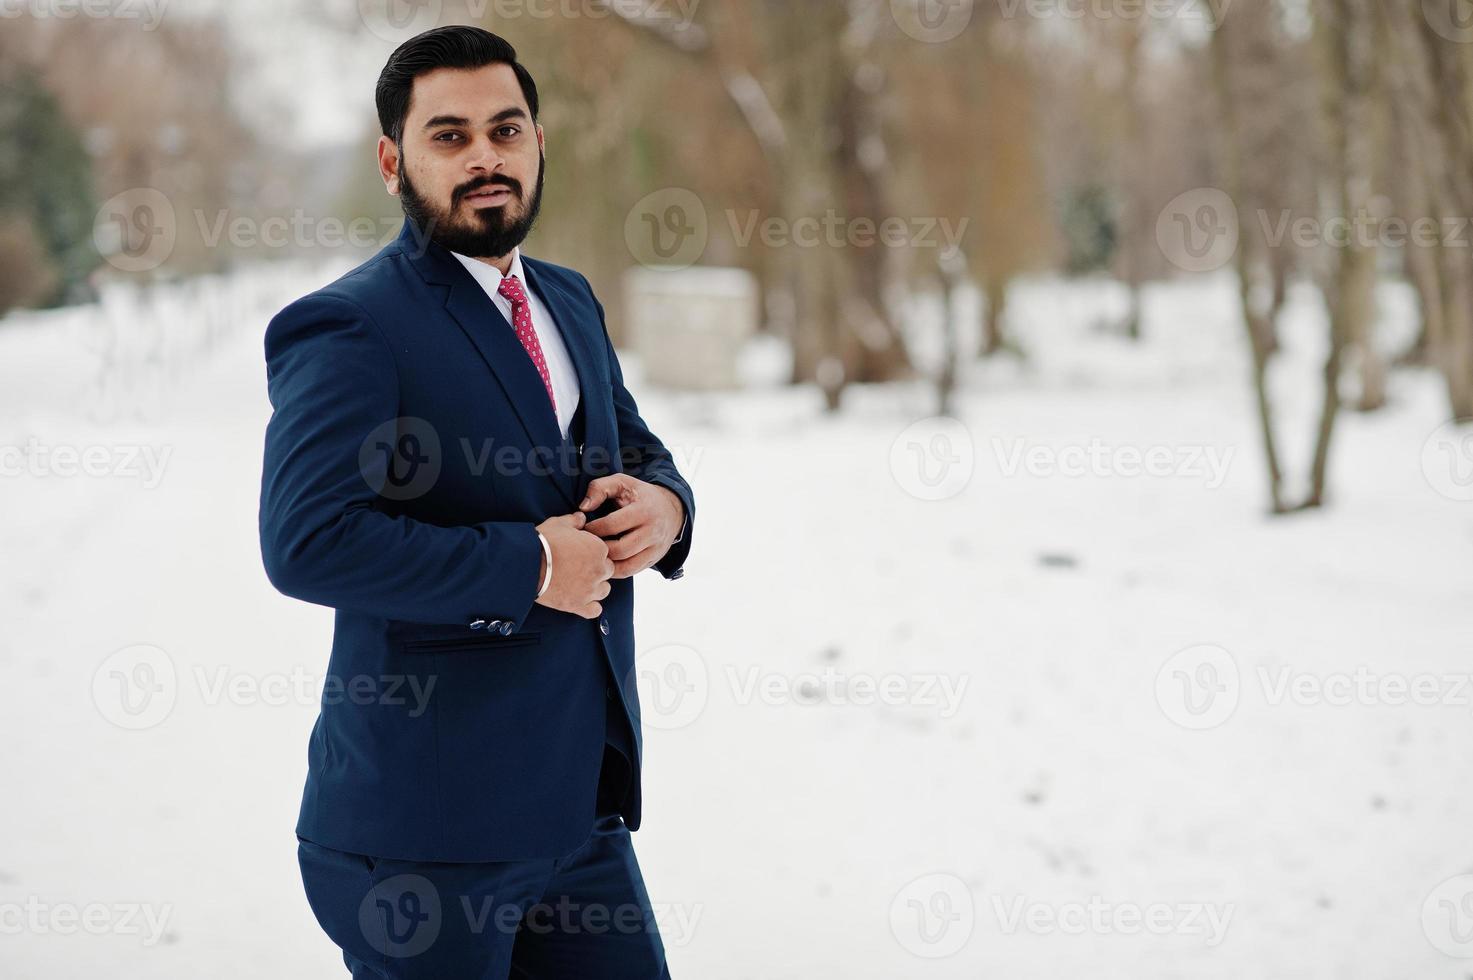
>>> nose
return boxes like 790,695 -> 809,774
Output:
464,134 -> 506,175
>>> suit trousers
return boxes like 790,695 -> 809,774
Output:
297,741 -> 670,979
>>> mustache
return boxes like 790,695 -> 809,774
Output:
456,177 -> 520,203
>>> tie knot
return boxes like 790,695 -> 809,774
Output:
498,274 -> 527,306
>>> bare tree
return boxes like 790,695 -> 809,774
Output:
1209,0 -> 1291,512
892,12 -> 1051,375
602,0 -> 914,410
1382,2 -> 1473,420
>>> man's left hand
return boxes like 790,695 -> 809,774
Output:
579,474 -> 684,579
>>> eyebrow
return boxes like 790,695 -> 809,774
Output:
422,107 -> 528,131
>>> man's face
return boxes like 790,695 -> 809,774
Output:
387,63 -> 544,260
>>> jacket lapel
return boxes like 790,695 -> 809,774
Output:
522,256 -> 614,480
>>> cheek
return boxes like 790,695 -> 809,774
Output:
409,157 -> 457,198
510,148 -> 542,184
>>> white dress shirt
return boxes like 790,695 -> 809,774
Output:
450,247 -> 580,440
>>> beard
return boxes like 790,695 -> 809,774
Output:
398,146 -> 545,260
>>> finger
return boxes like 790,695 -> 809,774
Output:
580,601 -> 603,620
596,580 -> 612,601
579,480 -> 611,511
579,475 -> 628,512
586,500 -> 647,538
611,545 -> 664,579
606,527 -> 656,562
553,510 -> 587,529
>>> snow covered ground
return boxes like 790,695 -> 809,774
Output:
1,264 -> 1470,978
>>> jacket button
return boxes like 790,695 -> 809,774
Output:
499,621 -> 515,635
599,619 -> 610,636
606,685 -> 615,700
670,567 -> 685,580
469,619 -> 487,630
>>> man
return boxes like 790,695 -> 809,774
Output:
259,26 -> 693,979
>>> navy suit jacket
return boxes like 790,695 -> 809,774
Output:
259,217 -> 694,863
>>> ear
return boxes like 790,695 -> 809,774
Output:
535,123 -> 546,154
377,136 -> 401,195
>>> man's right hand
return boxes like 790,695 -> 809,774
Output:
533,512 -> 613,619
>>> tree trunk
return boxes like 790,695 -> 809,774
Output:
936,251 -> 966,417
1399,5 -> 1473,418
1210,3 -> 1288,513
1118,19 -> 1148,342
981,275 -> 1008,357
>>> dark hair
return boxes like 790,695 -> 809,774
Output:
376,26 -> 540,145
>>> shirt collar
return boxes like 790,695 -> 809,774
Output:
448,246 -> 526,296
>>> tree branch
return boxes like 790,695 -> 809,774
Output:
596,0 -> 788,158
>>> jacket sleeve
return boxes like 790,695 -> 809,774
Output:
583,275 -> 695,580
258,291 -> 544,626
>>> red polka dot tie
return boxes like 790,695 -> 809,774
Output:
497,274 -> 557,416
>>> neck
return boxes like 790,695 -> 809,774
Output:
468,252 -> 514,275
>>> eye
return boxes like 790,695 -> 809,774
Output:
433,132 -> 463,143
495,125 -> 521,139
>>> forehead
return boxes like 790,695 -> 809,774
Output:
405,63 -> 528,125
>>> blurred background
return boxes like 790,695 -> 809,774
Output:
2,0 -> 1472,977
